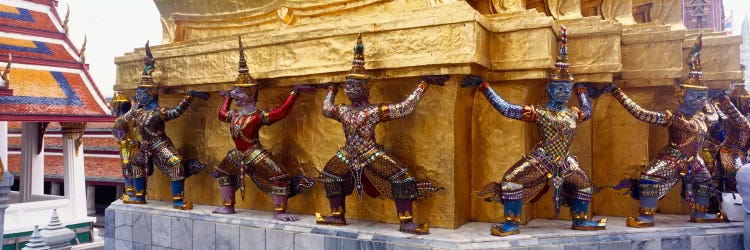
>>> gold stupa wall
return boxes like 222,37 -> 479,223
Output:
114,0 -> 742,229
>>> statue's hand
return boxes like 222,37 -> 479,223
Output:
461,75 -> 484,88
599,83 -> 618,94
218,90 -> 230,98
322,82 -> 339,93
574,83 -> 603,99
189,90 -> 210,100
422,75 -> 449,86
293,84 -> 317,94
708,89 -> 726,99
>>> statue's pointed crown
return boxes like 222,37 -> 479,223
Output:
680,34 -> 707,90
235,36 -> 257,88
137,41 -> 157,89
550,26 -> 573,82
346,33 -> 369,80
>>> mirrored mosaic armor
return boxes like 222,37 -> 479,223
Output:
716,92 -> 750,193
210,37 -> 313,220
315,34 -> 445,235
118,41 -> 207,210
611,34 -> 726,228
473,26 -> 606,237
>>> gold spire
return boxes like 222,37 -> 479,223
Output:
345,33 -> 370,80
550,26 -> 573,82
679,34 -> 707,90
234,36 -> 257,88
137,41 -> 158,89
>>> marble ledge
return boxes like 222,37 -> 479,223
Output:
104,200 -> 744,250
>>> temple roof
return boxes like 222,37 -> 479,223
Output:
0,0 -> 112,122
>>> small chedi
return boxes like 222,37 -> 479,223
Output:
210,37 -> 315,220
112,0 -> 743,231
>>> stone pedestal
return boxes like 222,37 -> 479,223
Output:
0,173 -> 13,241
106,200 -> 744,250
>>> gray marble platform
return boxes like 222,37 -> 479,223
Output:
104,200 -> 743,250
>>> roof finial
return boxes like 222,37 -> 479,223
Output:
62,5 -> 70,34
79,35 -> 87,64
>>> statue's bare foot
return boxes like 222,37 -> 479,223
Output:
212,206 -> 236,214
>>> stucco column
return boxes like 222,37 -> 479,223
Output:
20,122 -> 45,202
86,185 -> 95,215
60,122 -> 87,219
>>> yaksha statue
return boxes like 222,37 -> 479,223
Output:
211,37 -> 315,221
604,34 -> 726,227
116,42 -> 209,210
713,83 -> 750,193
111,92 -> 140,202
315,34 -> 446,235
468,26 -> 607,237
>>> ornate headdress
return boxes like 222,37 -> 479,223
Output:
137,41 -> 157,90
550,26 -> 573,82
679,34 -> 707,91
110,91 -> 131,116
731,65 -> 750,113
234,36 -> 257,88
346,33 -> 370,80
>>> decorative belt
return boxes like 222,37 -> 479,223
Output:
337,147 -> 383,201
232,146 -> 269,200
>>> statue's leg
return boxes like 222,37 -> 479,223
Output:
316,155 -> 352,225
246,152 -> 301,222
563,157 -> 606,230
211,156 -> 238,214
489,156 -> 547,237
690,159 -> 727,223
626,156 -> 678,227
364,152 -> 431,235
121,167 -> 135,201
720,150 -> 744,193
152,143 -> 192,210
124,149 -> 148,204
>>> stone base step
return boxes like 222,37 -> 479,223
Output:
104,200 -> 743,250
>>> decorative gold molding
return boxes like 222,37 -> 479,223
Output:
159,0 -> 393,42
60,122 -> 87,156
